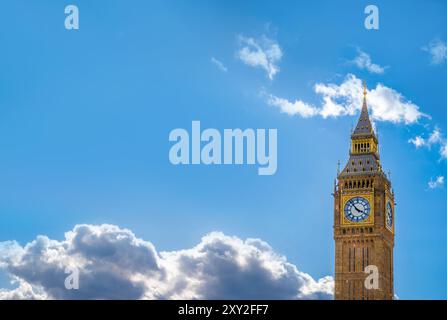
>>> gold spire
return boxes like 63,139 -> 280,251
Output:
363,80 -> 367,99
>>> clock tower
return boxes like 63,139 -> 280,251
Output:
333,82 -> 394,300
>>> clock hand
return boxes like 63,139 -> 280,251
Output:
353,204 -> 364,213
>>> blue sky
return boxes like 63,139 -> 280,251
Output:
0,0 -> 446,299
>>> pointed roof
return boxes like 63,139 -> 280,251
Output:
352,82 -> 375,138
338,81 -> 385,179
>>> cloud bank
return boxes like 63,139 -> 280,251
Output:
0,224 -> 333,300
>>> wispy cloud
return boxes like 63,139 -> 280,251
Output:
351,49 -> 386,74
428,128 -> 443,144
409,127 -> 447,160
0,224 -> 333,300
266,74 -> 425,124
422,39 -> 447,65
211,57 -> 228,72
428,176 -> 444,189
408,136 -> 426,148
441,145 -> 447,159
265,94 -> 319,118
237,35 -> 282,80
408,128 -> 441,148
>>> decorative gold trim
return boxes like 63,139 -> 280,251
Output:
363,80 -> 367,98
351,137 -> 378,154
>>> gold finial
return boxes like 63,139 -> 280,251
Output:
363,80 -> 367,98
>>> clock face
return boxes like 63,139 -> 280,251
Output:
344,197 -> 371,222
386,202 -> 393,228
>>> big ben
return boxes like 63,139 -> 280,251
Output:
333,82 -> 394,300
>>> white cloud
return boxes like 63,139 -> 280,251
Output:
211,57 -> 228,72
237,35 -> 282,80
266,74 -> 425,124
428,176 -> 444,189
367,83 -> 425,124
0,224 -> 333,300
422,39 -> 447,65
441,144 -> 447,159
266,94 -> 318,118
313,74 -> 363,118
351,49 -> 386,74
428,128 -> 442,145
408,128 -> 447,160
408,136 -> 426,148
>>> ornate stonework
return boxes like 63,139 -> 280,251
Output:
333,83 -> 394,300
